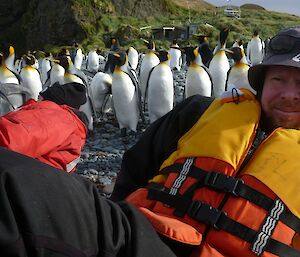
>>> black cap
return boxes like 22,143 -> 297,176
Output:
248,26 -> 300,92
40,82 -> 87,109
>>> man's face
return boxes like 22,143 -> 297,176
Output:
261,65 -> 300,130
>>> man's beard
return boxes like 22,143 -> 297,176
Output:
264,100 -> 300,131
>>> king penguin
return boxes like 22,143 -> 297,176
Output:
225,47 -> 254,92
48,54 -> 95,130
0,45 -> 20,84
246,30 -> 264,66
52,55 -> 85,85
232,39 -> 248,64
209,28 -> 230,98
86,50 -> 99,74
20,54 -> 43,100
89,71 -> 113,118
41,52 -> 52,87
168,40 -> 182,71
48,58 -> 65,86
139,39 -> 160,102
5,45 -> 16,72
111,51 -> 141,135
147,50 -> 174,123
74,47 -> 83,70
183,46 -> 212,98
127,46 -> 139,70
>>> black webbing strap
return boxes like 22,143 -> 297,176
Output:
147,183 -> 192,217
160,163 -> 300,234
147,184 -> 300,257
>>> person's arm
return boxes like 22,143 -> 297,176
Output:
111,95 -> 214,201
0,147 -> 176,257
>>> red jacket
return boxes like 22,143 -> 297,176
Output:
0,99 -> 87,172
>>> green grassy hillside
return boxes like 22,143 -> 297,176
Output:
3,0 -> 299,54
42,0 -> 300,54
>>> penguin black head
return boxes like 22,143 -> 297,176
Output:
44,52 -> 51,58
113,51 -> 127,67
0,52 -> 4,65
96,48 -> 102,55
219,28 -> 230,47
0,43 -> 13,59
238,39 -> 244,47
225,47 -> 243,63
194,34 -> 209,44
52,55 -> 71,70
58,48 -> 70,57
181,46 -> 198,63
154,50 -> 169,63
24,54 -> 36,66
141,39 -> 155,50
110,37 -> 120,51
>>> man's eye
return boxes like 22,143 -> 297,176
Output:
272,77 -> 282,81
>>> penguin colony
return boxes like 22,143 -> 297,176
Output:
0,28 -> 266,136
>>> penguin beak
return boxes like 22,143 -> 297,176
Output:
113,53 -> 121,58
225,48 -> 234,58
225,49 -> 234,54
51,59 -> 60,63
193,48 -> 199,56
9,46 -> 14,54
141,38 -> 149,44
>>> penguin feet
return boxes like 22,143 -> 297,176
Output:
120,128 -> 127,137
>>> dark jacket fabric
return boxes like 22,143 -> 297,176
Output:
0,147 -> 176,257
111,95 -> 214,201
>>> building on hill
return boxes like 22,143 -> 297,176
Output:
224,5 -> 241,18
150,23 -> 204,41
151,26 -> 187,40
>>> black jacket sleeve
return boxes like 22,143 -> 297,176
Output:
111,95 -> 214,201
0,147 -> 176,257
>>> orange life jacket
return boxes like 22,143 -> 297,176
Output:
126,90 -> 300,257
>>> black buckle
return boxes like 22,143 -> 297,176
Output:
188,201 -> 226,229
204,172 -> 244,196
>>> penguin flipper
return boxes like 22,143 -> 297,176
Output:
202,65 -> 214,98
125,68 -> 145,123
9,68 -> 22,84
225,67 -> 233,91
144,65 -> 156,111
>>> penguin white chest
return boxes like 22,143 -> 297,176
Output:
209,51 -> 230,98
186,64 -> 212,97
112,71 -> 139,131
148,64 -> 174,123
20,67 -> 42,100
0,67 -> 19,84
139,53 -> 160,98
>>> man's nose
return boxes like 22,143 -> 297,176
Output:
281,81 -> 300,100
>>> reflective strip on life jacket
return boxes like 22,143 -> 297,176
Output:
126,90 -> 300,256
158,163 -> 300,234
147,177 -> 300,256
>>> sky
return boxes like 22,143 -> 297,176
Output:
204,0 -> 300,17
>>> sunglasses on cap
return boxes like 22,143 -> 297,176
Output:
269,34 -> 300,54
